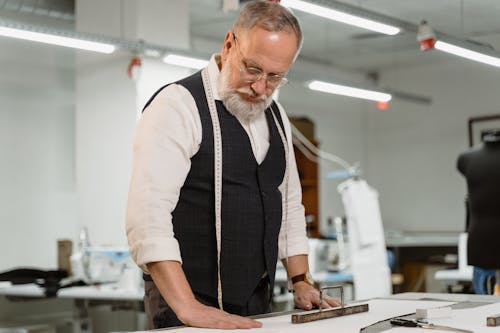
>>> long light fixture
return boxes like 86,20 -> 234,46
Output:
308,80 -> 392,102
163,54 -> 209,69
281,0 -> 400,35
435,41 -> 500,68
0,26 -> 115,54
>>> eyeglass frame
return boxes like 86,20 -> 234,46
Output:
231,31 -> 289,89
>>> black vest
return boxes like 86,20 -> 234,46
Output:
143,71 -> 286,306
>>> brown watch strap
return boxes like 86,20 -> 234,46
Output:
291,273 -> 307,284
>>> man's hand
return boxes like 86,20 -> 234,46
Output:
148,261 -> 262,329
293,281 -> 342,310
177,301 -> 263,329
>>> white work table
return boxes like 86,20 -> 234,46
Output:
119,292 -> 500,333
389,291 -> 500,303
384,231 -> 462,294
3,282 -> 500,333
0,282 -> 143,301
385,232 -> 460,248
0,282 -> 144,333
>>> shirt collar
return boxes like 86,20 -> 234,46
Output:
207,54 -> 222,101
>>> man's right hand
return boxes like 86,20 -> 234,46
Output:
177,301 -> 263,329
148,260 -> 262,329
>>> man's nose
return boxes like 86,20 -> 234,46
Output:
250,77 -> 268,96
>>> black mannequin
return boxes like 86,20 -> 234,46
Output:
457,129 -> 500,294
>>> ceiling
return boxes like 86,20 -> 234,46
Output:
1,0 -> 500,77
188,0 -> 500,75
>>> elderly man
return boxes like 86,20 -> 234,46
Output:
126,0 -> 339,329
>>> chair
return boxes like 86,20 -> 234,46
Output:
434,232 -> 473,293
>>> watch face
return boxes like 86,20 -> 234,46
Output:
305,272 -> 314,285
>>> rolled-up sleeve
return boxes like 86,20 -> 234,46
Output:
126,84 -> 201,273
276,104 -> 309,260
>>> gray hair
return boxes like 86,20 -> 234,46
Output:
234,0 -> 303,51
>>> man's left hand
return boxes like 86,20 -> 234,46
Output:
293,282 -> 342,310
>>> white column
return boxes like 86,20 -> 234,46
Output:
75,0 -> 191,246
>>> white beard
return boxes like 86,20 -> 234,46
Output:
217,61 -> 273,122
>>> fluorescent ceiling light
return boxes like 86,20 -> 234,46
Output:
281,0 -> 400,35
435,41 -> 500,68
0,26 -> 115,54
308,80 -> 392,102
163,54 -> 208,69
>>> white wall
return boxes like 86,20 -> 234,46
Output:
0,38 -> 77,271
75,52 -> 137,246
0,1 -> 192,271
365,56 -> 500,232
280,82 -> 367,232
74,55 -> 193,247
74,0 -> 191,247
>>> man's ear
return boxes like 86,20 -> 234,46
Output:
221,30 -> 234,64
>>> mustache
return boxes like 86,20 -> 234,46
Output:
235,87 -> 267,102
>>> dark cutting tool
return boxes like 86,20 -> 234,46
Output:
390,318 -> 474,333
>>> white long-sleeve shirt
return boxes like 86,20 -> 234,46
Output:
126,55 -> 308,273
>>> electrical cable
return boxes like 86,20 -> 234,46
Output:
290,122 -> 359,176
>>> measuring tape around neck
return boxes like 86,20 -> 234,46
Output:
201,68 -> 224,310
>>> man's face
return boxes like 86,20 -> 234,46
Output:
218,26 -> 298,121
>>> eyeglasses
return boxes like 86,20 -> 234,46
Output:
232,32 -> 289,89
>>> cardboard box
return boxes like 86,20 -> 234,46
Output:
57,239 -> 73,275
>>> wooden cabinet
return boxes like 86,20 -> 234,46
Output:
290,117 -> 319,238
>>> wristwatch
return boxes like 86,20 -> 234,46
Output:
291,272 -> 314,287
